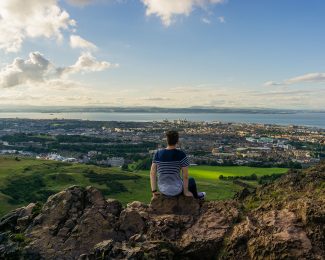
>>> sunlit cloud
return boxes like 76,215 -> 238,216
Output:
61,52 -> 118,75
0,0 -> 76,52
1,83 -> 325,109
285,72 -> 325,84
0,52 -> 116,88
265,72 -> 325,86
70,35 -> 98,51
141,0 -> 226,26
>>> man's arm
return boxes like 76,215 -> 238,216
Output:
150,163 -> 158,195
182,167 -> 193,197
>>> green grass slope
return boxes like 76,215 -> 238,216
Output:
0,156 -> 288,217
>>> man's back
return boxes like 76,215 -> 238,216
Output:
153,148 -> 189,196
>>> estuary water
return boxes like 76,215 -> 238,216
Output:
0,112 -> 324,129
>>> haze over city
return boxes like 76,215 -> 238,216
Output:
0,0 -> 325,109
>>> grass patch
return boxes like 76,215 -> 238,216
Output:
189,165 -> 288,181
1,174 -> 55,204
243,197 -> 263,211
12,233 -> 26,243
0,156 -> 288,217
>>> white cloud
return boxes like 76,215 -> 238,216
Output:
285,73 -> 325,84
62,52 -> 118,75
202,18 -> 211,24
0,52 -> 116,88
70,35 -> 98,51
263,81 -> 281,87
141,0 -> 225,26
265,72 -> 325,86
218,16 -> 225,23
0,0 -> 76,52
0,52 -> 56,88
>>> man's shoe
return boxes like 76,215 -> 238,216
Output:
197,192 -> 206,199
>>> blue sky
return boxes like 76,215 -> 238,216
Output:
0,0 -> 325,109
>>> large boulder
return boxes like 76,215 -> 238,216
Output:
179,200 -> 239,259
118,201 -> 147,239
225,209 -> 313,259
25,186 -> 123,259
0,203 -> 37,233
149,194 -> 200,215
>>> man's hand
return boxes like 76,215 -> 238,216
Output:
183,190 -> 193,197
182,166 -> 193,197
150,163 -> 158,197
152,191 -> 160,198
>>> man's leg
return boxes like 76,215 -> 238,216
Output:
188,177 -> 199,198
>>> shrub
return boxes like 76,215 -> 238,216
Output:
84,171 -> 139,195
1,175 -> 55,204
12,233 -> 26,243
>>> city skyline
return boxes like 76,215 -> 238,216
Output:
1,0 -> 325,109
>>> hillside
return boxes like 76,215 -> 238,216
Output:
0,161 -> 323,259
0,156 -> 287,217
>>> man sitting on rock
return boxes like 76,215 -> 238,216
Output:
150,130 -> 206,199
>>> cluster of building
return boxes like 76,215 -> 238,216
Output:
0,118 -> 324,168
33,152 -> 125,166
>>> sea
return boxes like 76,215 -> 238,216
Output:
0,112 -> 324,129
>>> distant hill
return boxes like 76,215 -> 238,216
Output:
1,105 -> 319,114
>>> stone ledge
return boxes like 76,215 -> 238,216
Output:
149,194 -> 200,215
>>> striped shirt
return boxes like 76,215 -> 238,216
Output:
152,148 -> 190,196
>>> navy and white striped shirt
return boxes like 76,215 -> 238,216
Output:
152,148 -> 190,196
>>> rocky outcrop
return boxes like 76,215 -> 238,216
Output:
223,162 -> 325,260
226,209 -> 313,259
179,200 -> 239,259
0,203 -> 37,233
0,161 -> 324,259
149,194 -> 200,215
25,186 -> 124,259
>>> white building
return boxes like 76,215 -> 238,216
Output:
107,157 -> 125,167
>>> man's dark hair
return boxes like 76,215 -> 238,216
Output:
166,130 -> 179,146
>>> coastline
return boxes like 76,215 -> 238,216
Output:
0,112 -> 324,129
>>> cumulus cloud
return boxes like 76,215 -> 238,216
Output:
70,35 -> 98,51
265,72 -> 325,86
0,52 -> 56,88
141,0 -> 225,26
62,52 -> 118,75
0,0 -> 76,52
0,52 -> 116,88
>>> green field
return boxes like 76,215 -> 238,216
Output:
0,156 -> 288,217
